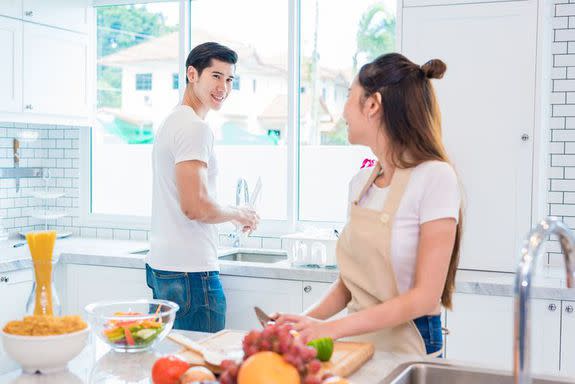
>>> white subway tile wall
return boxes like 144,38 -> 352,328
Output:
0,121 -> 283,248
549,0 -> 575,266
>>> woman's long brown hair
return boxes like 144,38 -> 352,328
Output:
358,52 -> 462,310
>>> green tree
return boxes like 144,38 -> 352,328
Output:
96,5 -> 177,108
353,4 -> 396,72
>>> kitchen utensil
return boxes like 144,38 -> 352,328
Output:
254,306 -> 274,327
249,177 -> 262,208
167,332 -> 228,366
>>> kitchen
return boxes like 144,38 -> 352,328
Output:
0,0 -> 573,383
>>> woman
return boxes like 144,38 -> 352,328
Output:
275,53 -> 462,357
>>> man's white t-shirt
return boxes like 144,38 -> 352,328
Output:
348,160 -> 460,294
147,105 -> 219,272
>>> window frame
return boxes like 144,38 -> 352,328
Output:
81,0 -> 362,235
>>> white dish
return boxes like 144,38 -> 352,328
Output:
2,327 -> 89,374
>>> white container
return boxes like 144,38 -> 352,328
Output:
281,230 -> 338,268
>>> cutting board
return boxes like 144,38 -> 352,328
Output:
174,330 -> 374,377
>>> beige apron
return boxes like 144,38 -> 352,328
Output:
337,163 -> 437,356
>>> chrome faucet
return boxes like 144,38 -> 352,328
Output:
514,217 -> 575,384
230,178 -> 250,248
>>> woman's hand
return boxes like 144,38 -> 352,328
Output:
273,313 -> 338,342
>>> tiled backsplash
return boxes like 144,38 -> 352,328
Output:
548,1 -> 575,265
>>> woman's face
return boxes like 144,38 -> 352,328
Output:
343,77 -> 381,147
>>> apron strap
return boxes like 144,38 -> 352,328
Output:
379,168 -> 412,224
353,163 -> 382,205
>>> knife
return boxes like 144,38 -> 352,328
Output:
254,306 -> 274,328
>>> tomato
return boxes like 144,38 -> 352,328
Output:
151,355 -> 189,384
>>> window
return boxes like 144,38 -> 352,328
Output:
172,73 -> 179,90
232,76 -> 240,90
92,2 -> 180,217
87,0 -> 396,229
135,73 -> 152,90
298,0 -> 396,222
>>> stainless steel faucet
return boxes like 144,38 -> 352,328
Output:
514,217 -> 575,384
230,178 -> 250,247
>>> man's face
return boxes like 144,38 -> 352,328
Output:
188,59 -> 235,111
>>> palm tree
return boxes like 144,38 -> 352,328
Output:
353,4 -> 396,72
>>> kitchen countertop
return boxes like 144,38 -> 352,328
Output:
1,237 -> 575,300
0,330 -> 417,383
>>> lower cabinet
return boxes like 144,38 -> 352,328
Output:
560,300 -> 575,377
220,275 -> 302,331
445,293 -> 560,375
0,269 -> 33,357
64,265 -> 152,315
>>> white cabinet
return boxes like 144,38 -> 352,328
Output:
0,17 -> 22,113
22,0 -> 89,33
220,275 -> 302,331
22,23 -> 89,116
0,0 -> 21,18
65,265 -> 152,315
0,269 -> 32,358
445,294 -> 560,375
401,0 -> 538,272
302,280 -> 347,320
560,301 -> 575,377
404,0 -> 517,7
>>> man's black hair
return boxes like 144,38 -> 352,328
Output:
185,42 -> 238,83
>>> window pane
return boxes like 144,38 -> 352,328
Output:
93,2 -> 179,216
190,0 -> 288,220
299,0 -> 397,222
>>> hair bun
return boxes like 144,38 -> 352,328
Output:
421,59 -> 446,79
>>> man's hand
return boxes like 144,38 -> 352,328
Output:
233,206 -> 260,233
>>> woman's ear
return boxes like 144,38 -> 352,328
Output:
186,66 -> 198,83
367,92 -> 382,119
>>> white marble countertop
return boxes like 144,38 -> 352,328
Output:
0,330 -> 416,383
1,237 -> 575,300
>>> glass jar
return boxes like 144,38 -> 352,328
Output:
25,255 -> 61,316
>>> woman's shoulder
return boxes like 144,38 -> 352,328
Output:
350,165 -> 376,186
411,160 -> 457,181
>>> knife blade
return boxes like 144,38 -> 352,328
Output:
254,306 -> 274,328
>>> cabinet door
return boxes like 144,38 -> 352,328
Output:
220,275 -> 302,331
22,0 -> 88,33
446,294 -> 560,375
404,0 -> 518,6
402,1 -> 537,272
560,301 -> 575,377
0,269 -> 32,358
0,16 -> 22,113
22,23 -> 88,117
302,281 -> 347,319
0,0 -> 21,18
65,265 -> 152,315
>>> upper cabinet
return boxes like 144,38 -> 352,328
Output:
0,17 -> 22,113
0,0 -> 91,122
401,0 -> 539,272
22,0 -> 89,34
23,23 -> 89,116
404,0 -> 522,6
0,0 -> 22,18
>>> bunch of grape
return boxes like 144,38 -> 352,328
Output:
218,323 -> 325,384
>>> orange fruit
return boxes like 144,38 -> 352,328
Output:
237,351 -> 300,384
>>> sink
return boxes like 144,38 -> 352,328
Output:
379,362 -> 573,384
218,252 -> 287,263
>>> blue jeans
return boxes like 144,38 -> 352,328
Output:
413,315 -> 443,356
145,264 -> 226,332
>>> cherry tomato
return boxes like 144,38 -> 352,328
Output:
151,355 -> 189,384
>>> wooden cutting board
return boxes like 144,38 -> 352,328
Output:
174,330 -> 374,377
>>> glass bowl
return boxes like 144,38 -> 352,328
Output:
84,299 -> 179,352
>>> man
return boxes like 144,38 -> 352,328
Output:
146,42 -> 259,332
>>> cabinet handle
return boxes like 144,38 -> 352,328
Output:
25,10 -> 33,17
566,305 -> 574,314
25,104 -> 33,110
521,134 -> 530,142
549,303 -> 557,312
0,276 -> 8,283
304,285 -> 312,293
